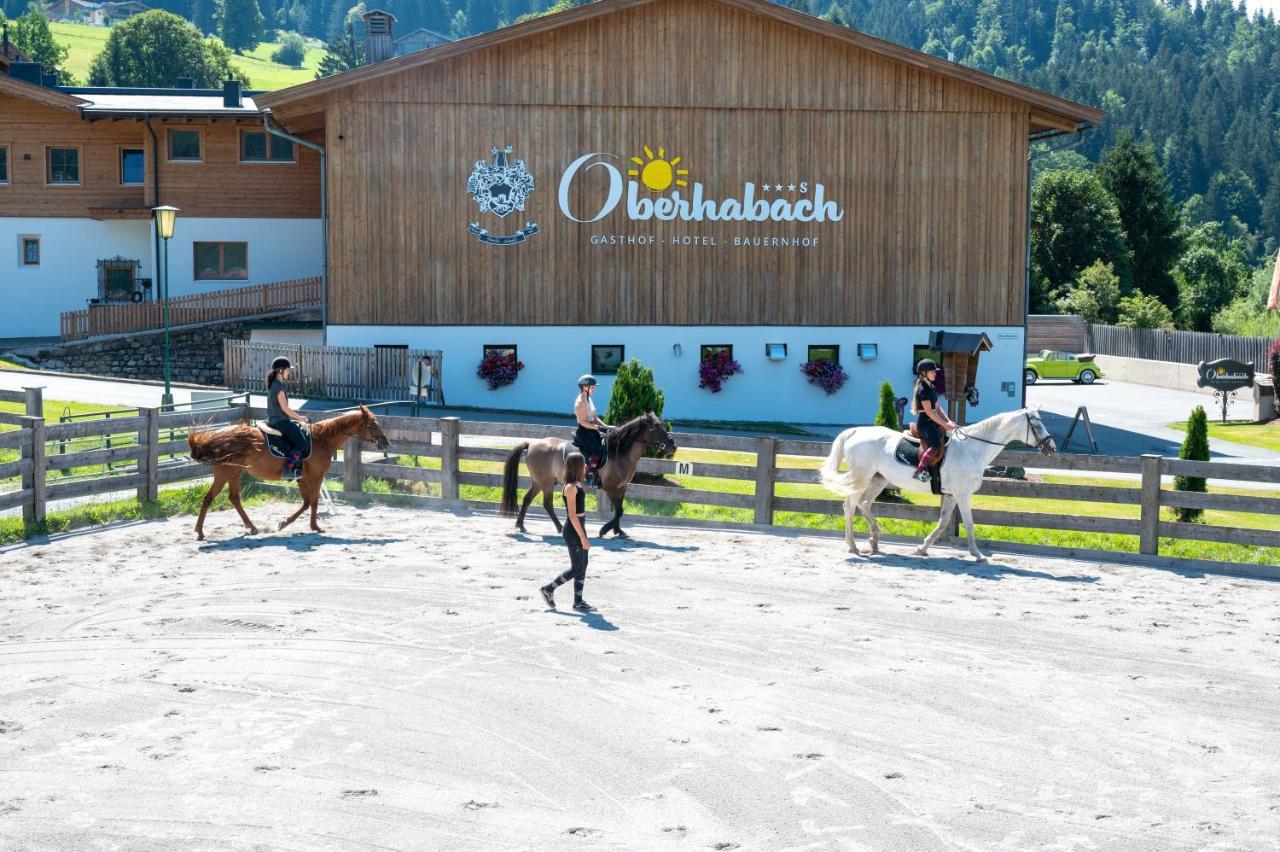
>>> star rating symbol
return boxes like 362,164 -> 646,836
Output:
787,183 -> 797,192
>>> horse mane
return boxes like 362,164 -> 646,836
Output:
309,409 -> 364,443
962,408 -> 1024,442
606,412 -> 659,456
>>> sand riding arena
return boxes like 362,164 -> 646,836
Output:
1,505 -> 1278,849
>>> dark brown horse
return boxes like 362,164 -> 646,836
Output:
187,406 -> 389,540
500,412 -> 676,538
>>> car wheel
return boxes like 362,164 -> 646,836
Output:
1079,369 -> 1096,385
1024,368 -> 1038,386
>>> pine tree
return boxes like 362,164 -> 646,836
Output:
216,0 -> 265,52
873,381 -> 899,432
316,21 -> 363,77
1096,133 -> 1186,311
1173,405 -> 1209,523
603,359 -> 665,427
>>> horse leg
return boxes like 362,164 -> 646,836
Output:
541,489 -> 562,533
844,495 -> 863,556
279,492 -> 310,531
608,495 -> 627,539
858,477 -> 888,555
308,478 -> 325,533
516,486 -> 537,532
226,472 -> 258,535
955,494 -> 986,561
915,494 -> 956,557
194,470 -> 227,541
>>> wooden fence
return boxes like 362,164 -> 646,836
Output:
224,340 -> 445,403
1088,323 -> 1275,367
1026,314 -> 1087,353
3,408 -> 1278,566
59,277 -> 322,341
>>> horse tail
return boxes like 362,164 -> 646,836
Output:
819,427 -> 859,495
500,442 -> 530,516
188,425 -> 258,466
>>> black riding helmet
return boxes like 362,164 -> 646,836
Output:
578,374 -> 597,388
272,356 -> 293,371
916,358 -> 938,376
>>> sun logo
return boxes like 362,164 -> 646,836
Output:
629,146 -> 689,192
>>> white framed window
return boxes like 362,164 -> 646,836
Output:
0,146 -> 8,185
19,235 -> 40,267
120,148 -> 145,185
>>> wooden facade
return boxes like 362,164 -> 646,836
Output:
0,81 -> 320,219
261,0 -> 1102,330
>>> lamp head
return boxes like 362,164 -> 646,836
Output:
152,205 -> 180,239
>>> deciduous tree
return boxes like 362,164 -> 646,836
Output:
87,11 -> 248,88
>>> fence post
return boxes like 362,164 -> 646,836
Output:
440,417 -> 460,501
753,436 -> 776,526
343,435 -> 363,493
22,386 -> 43,419
20,416 -> 45,525
1139,454 -> 1161,555
139,407 -> 159,504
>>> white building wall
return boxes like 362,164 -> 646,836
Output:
328,324 -> 1028,424
0,217 -> 151,338
162,218 -> 322,299
0,216 -> 321,339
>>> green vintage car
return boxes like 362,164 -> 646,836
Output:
1024,350 -> 1102,385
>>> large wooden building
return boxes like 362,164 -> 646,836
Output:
259,0 -> 1102,421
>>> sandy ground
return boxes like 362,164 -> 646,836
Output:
1,507 -> 1278,851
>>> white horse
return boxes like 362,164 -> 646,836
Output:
818,407 -> 1056,561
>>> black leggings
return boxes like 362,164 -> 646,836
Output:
272,418 -> 307,454
550,527 -> 589,602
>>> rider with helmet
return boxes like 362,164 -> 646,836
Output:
266,356 -> 309,478
573,374 -> 610,486
911,358 -> 956,482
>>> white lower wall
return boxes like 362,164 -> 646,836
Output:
0,216 -> 322,339
162,218 -> 321,299
328,325 -> 1028,424
0,218 -> 151,338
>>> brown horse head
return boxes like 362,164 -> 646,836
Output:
608,411 -> 676,459
356,404 -> 391,450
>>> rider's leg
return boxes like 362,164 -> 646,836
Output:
277,419 -> 307,477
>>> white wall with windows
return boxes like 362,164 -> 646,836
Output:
0,218 -> 152,338
0,216 -> 321,339
161,218 -> 321,298
328,325 -> 1028,424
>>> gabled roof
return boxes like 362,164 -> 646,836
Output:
0,73 -> 85,112
258,0 -> 1102,130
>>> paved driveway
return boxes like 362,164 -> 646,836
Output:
1027,378 -> 1275,461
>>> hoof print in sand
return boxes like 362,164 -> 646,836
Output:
340,789 -> 378,799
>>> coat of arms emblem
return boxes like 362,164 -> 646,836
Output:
467,146 -> 539,245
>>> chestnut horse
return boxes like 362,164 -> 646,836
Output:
187,405 -> 389,540
499,412 -> 676,538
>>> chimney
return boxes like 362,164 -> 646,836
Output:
222,79 -> 242,108
362,9 -> 397,65
42,70 -> 59,88
9,62 -> 42,85
176,77 -> 195,89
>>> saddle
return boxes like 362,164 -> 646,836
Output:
257,420 -> 312,461
563,439 -> 608,471
895,428 -> 948,496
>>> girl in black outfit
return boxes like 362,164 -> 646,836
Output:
540,453 -> 596,613
912,358 -> 956,481
266,356 -> 309,479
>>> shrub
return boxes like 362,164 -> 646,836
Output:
698,349 -> 742,393
1173,405 -> 1209,523
476,351 -> 524,390
873,381 -> 899,431
1056,260 -> 1122,324
800,358 -> 848,395
271,31 -> 307,66
1117,292 -> 1175,329
604,358 -> 665,425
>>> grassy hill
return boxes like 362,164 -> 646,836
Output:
51,21 -> 323,90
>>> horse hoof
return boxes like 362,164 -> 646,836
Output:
312,526 -> 325,534
196,532 -> 205,541
913,547 -> 928,557
615,531 -> 630,540
246,527 -> 259,536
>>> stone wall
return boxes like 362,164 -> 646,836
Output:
9,310 -> 319,385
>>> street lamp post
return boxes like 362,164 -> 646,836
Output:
152,205 -> 179,410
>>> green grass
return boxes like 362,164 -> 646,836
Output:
0,480 -> 290,546
51,22 -> 323,90
1169,418 -> 1280,453
2,399 -> 149,487
0,358 -> 28,370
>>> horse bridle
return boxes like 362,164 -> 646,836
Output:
955,411 -> 1053,453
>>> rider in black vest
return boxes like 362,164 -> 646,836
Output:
573,374 -> 610,486
266,356 -> 309,479
912,359 -> 956,481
